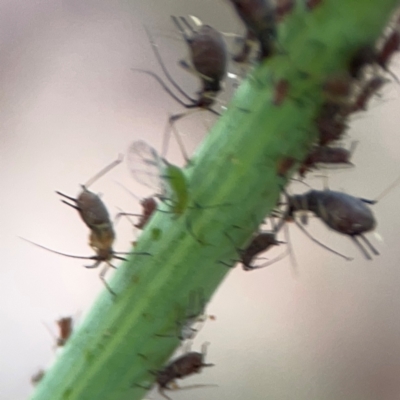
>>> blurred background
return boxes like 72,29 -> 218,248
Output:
2,0 -> 400,399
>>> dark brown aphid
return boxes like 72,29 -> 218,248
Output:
56,317 -> 73,347
348,45 -> 376,79
116,196 -> 158,230
376,30 -> 400,70
156,343 -> 214,400
322,73 -> 353,98
240,232 -> 282,270
134,18 -> 227,112
288,190 -> 378,259
228,0 -> 277,59
273,79 -> 289,106
135,197 -> 158,229
31,369 -> 45,386
316,115 -> 348,145
350,75 -> 387,113
299,144 -> 355,176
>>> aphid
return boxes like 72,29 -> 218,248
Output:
273,79 -> 289,106
288,190 -> 378,259
348,45 -> 376,79
31,369 -> 45,386
155,343 -> 214,400
132,18 -> 227,153
350,75 -> 387,113
316,116 -> 348,145
55,317 -> 73,347
228,0 -> 277,59
224,230 -> 286,271
23,156 -> 148,295
299,142 -> 356,176
322,73 -> 353,98
127,140 -> 189,216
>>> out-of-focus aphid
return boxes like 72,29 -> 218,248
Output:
31,369 -> 45,386
127,140 -> 189,216
228,0 -> 277,59
155,343 -> 215,400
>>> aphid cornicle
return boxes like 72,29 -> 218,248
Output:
155,343 -> 214,400
288,190 -> 378,259
228,0 -> 277,59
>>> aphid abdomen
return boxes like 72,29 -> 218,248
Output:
77,190 -> 111,229
190,26 -> 227,92
309,191 -> 376,235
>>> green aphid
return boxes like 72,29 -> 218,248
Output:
127,140 -> 189,216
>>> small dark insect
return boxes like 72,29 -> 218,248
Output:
156,343 -> 214,400
376,30 -> 400,70
31,369 -> 45,386
348,45 -> 376,79
56,317 -> 73,347
349,75 -> 387,113
132,18 -> 227,156
240,232 -> 282,270
316,115 -> 348,145
224,231 -> 285,271
22,156 -> 149,295
228,0 -> 277,59
288,190 -> 378,259
273,79 -> 289,106
299,143 -> 355,176
116,196 -> 158,230
322,73 -> 353,98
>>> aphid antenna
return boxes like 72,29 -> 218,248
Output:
19,237 -> 104,261
143,24 -> 195,102
178,16 -> 197,34
84,154 -> 124,189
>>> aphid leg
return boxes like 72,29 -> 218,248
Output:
351,236 -> 372,260
284,222 -> 298,277
99,263 -> 117,296
142,25 -> 196,103
359,234 -> 380,256
185,217 -> 209,245
158,387 -> 173,400
84,154 -> 124,188
249,248 -> 290,270
293,220 -> 353,261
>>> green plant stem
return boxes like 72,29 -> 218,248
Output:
29,1 -> 399,399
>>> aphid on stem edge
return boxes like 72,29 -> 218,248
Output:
132,18 -> 227,157
228,0 -> 277,60
155,343 -> 215,400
